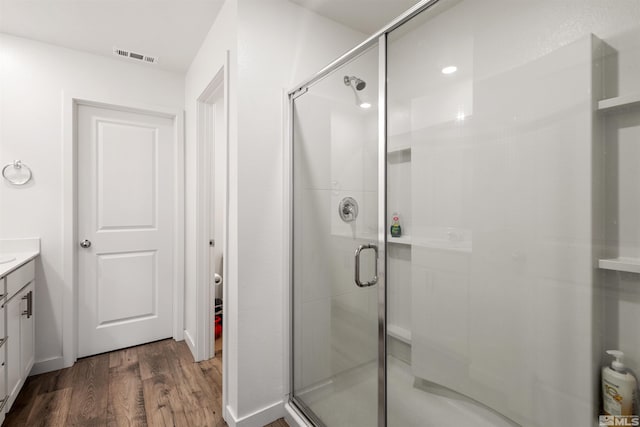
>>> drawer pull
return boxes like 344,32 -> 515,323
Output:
21,291 -> 32,318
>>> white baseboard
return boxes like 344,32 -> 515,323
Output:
225,400 -> 283,427
30,356 -> 66,376
184,329 -> 196,359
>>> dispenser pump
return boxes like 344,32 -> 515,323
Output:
607,350 -> 626,372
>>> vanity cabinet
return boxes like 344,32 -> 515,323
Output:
1,260 -> 35,415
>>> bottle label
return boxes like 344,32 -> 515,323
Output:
604,380 -> 623,416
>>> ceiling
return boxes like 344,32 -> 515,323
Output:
0,0 -> 419,72
288,0 -> 420,34
0,0 -> 225,72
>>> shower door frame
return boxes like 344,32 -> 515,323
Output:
286,1 -> 442,426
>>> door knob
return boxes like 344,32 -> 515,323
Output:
80,239 -> 92,249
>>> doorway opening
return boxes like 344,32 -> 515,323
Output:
196,65 -> 228,364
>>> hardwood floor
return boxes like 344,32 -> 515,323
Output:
3,339 -> 288,427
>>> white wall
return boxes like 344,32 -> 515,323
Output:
0,34 -> 184,371
229,0 -> 367,424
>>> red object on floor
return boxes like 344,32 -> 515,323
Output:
215,315 -> 222,338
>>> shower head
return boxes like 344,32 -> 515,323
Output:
344,75 -> 366,91
344,75 -> 371,109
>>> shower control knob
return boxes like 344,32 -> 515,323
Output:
338,197 -> 359,223
80,239 -> 92,249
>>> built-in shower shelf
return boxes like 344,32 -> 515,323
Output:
598,93 -> 640,112
388,145 -> 411,154
387,324 -> 412,344
388,131 -> 412,153
598,257 -> 640,273
388,235 -> 412,245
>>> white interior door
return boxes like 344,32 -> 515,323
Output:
77,104 -> 175,358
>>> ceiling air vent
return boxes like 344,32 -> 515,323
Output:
112,47 -> 158,65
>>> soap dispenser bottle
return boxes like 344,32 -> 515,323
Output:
390,212 -> 402,238
602,350 -> 637,416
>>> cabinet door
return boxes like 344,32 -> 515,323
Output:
5,294 -> 21,411
20,283 -> 34,379
0,344 -> 6,424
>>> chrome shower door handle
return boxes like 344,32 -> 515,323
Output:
354,244 -> 378,287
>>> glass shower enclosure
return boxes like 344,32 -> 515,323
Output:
289,0 -> 640,426
290,43 -> 383,427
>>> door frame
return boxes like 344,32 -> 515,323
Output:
194,64 -> 228,362
61,93 -> 185,368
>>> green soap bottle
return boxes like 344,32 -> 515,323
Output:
390,213 -> 402,237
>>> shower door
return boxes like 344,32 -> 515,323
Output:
290,44 -> 382,427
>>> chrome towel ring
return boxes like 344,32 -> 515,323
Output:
2,160 -> 33,186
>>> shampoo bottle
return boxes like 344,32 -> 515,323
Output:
602,350 -> 637,416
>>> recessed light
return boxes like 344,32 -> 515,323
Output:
360,102 -> 372,109
442,66 -> 457,75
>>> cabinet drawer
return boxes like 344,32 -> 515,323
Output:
6,260 -> 34,299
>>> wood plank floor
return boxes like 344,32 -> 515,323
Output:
3,339 -> 288,427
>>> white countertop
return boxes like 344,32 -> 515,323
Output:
0,252 -> 40,278
0,238 -> 40,278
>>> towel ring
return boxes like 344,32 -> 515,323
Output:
2,160 -> 33,186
